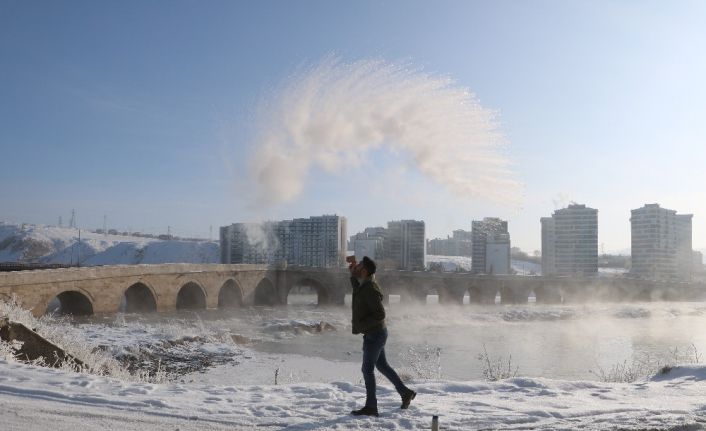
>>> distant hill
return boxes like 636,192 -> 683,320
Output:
426,255 -> 542,275
0,222 -> 219,265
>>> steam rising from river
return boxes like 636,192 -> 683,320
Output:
248,57 -> 520,207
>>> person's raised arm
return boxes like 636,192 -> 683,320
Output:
349,258 -> 360,288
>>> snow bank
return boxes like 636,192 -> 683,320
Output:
1,359 -> 705,430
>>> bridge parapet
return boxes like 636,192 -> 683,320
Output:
0,264 -> 703,316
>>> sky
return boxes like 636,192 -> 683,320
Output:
1,0 -> 705,253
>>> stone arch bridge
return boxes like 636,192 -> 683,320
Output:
0,264 -> 702,316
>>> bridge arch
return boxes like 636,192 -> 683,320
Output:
46,290 -> 94,316
467,285 -> 497,304
176,281 -> 207,310
425,285 -> 442,305
286,277 -> 330,306
218,279 -> 243,308
254,277 -> 278,306
121,282 -> 157,313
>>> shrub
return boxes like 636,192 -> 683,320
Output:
0,297 -> 172,383
477,344 -> 518,381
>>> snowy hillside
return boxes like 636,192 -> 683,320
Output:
0,222 -> 218,265
426,255 -> 542,275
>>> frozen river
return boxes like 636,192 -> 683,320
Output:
70,296 -> 706,385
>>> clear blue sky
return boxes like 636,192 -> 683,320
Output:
1,0 -> 705,252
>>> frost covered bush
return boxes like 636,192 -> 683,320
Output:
590,359 -> 646,383
0,297 -> 172,383
0,338 -> 23,361
399,344 -> 442,381
477,344 -> 519,381
591,344 -> 702,383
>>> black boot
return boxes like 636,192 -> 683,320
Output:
400,389 -> 416,409
351,405 -> 379,417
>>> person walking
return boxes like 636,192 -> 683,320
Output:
349,256 -> 416,417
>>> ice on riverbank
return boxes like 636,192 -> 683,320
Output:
1,358 -> 705,430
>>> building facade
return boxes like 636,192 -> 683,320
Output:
541,204 -> 598,276
427,229 -> 472,257
349,227 -> 386,262
540,217 -> 556,276
220,215 -> 347,268
471,218 -> 509,274
485,233 -> 511,275
383,220 -> 426,270
630,204 -> 693,280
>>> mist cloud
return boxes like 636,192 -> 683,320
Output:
248,57 -> 521,207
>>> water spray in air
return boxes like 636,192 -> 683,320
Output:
247,56 -> 520,207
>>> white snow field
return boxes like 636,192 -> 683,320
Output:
1,358 -> 706,430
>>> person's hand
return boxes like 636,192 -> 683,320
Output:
347,256 -> 357,274
350,262 -> 361,277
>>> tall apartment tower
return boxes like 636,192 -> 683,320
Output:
426,229 -> 472,257
540,217 -> 556,276
471,218 -> 509,274
350,227 -> 386,262
630,204 -> 692,280
220,222 -> 281,265
220,215 -> 347,268
288,215 -> 347,268
541,204 -> 598,276
383,220 -> 425,270
485,232 -> 511,275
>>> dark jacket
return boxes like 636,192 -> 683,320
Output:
350,275 -> 386,335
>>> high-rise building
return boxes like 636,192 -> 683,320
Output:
220,215 -> 347,268
541,204 -> 598,276
426,229 -> 472,257
485,233 -> 511,275
540,217 -> 556,276
220,222 -> 282,265
693,251 -> 704,275
630,204 -> 692,280
471,218 -> 509,274
349,227 -> 386,262
384,220 -> 425,270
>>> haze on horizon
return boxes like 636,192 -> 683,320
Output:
1,0 -> 705,253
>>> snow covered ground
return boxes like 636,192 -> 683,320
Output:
0,222 -> 218,265
2,358 -> 706,430
3,299 -> 706,429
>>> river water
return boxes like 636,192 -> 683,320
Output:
73,296 -> 706,384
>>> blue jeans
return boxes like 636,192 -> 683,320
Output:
361,328 -> 409,408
